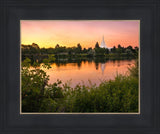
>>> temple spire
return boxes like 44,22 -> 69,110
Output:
100,35 -> 107,48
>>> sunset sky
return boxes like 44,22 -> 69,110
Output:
21,20 -> 140,48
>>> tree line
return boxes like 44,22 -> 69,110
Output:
21,42 -> 139,57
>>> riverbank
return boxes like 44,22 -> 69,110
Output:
22,53 -> 137,64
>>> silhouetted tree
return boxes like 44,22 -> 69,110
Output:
76,43 -> 82,53
77,43 -> 82,51
95,42 -> 100,48
118,44 -> 122,49
111,46 -> 116,53
127,46 -> 133,51
55,44 -> 60,49
105,48 -> 109,54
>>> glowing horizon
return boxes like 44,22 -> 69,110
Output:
21,20 -> 140,49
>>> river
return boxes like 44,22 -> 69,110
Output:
40,59 -> 136,88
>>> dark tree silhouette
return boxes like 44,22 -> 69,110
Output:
77,43 -> 82,51
95,42 -> 100,48
55,44 -> 60,48
118,44 -> 122,49
76,43 -> 82,53
111,46 -> 116,53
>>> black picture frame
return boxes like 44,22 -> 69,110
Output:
0,0 -> 160,133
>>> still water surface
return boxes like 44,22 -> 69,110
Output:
41,59 -> 135,88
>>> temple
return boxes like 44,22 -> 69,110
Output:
100,36 -> 107,48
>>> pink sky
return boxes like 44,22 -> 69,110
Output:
21,20 -> 140,48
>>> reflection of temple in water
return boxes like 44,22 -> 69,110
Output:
100,63 -> 106,74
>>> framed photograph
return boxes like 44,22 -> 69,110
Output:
21,20 -> 140,114
0,0 -> 159,133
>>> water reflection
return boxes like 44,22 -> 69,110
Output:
41,59 -> 135,88
100,63 -> 106,74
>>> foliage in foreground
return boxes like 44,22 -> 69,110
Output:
22,58 -> 138,113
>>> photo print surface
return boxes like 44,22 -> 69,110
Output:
21,20 -> 140,113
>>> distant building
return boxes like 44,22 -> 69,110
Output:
100,36 -> 112,50
100,36 -> 107,48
